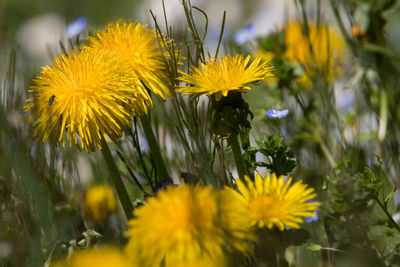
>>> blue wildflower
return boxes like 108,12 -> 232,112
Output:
66,16 -> 88,38
234,24 -> 255,45
306,212 -> 319,223
266,108 -> 289,118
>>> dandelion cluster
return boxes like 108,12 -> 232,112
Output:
87,20 -> 172,100
9,0 -> 398,265
23,13 -> 325,267
284,20 -> 345,82
125,184 -> 254,267
25,48 -> 149,151
25,20 -> 170,151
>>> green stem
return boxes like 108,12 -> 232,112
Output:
140,116 -> 169,181
228,132 -> 247,181
317,136 -> 337,168
378,89 -> 388,142
101,137 -> 134,220
374,196 -> 400,233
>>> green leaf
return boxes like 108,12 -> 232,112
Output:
307,243 -> 322,251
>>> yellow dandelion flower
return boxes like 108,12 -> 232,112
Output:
125,184 -> 254,267
234,172 -> 321,231
25,48 -> 150,151
177,54 -> 273,98
284,20 -> 345,82
84,184 -> 116,222
52,247 -> 135,267
87,20 -> 172,100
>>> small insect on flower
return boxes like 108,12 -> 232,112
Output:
266,108 -> 289,118
48,95 -> 55,105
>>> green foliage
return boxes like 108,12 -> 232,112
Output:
258,31 -> 285,52
324,161 -> 400,266
244,133 -> 296,177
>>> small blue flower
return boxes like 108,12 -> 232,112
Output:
234,24 -> 255,45
66,16 -> 88,38
266,108 -> 289,118
306,212 -> 319,223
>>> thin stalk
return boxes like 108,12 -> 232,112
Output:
374,195 -> 400,233
317,137 -> 337,168
214,10 -> 226,59
140,115 -> 170,181
101,137 -> 134,220
228,132 -> 247,181
378,89 -> 388,142
116,150 -> 151,197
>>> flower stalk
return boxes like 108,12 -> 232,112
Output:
228,132 -> 247,181
101,137 -> 134,220
140,115 -> 170,182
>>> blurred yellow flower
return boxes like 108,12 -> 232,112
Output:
177,55 -> 273,99
284,20 -> 345,82
53,247 -> 134,267
254,48 -> 279,84
235,173 -> 320,230
125,184 -> 254,267
87,20 -> 172,101
84,184 -> 116,222
25,48 -> 150,151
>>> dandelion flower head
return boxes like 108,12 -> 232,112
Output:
234,172 -> 321,230
177,54 -> 273,98
87,20 -> 172,100
125,184 -> 254,267
25,48 -> 150,151
284,20 -> 345,82
84,184 -> 116,222
52,247 -> 135,267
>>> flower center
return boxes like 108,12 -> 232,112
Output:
248,194 -> 287,221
